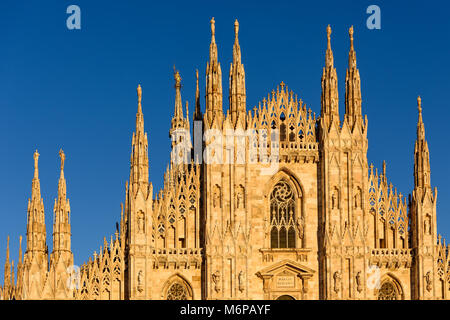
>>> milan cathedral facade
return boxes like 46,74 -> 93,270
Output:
1,19 -> 448,300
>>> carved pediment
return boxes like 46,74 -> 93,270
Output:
256,259 -> 315,279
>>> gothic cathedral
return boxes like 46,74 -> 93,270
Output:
1,19 -> 448,300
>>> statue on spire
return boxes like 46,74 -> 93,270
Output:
349,25 -> 354,49
137,84 -> 142,106
33,150 -> 39,177
234,19 -> 239,39
59,149 -> 65,172
417,95 -> 422,114
211,17 -> 215,38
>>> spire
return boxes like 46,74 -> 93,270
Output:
173,68 -> 184,120
4,236 -> 11,291
194,69 -> 202,121
345,26 -> 362,128
130,84 -> 149,193
26,150 -> 47,255
205,17 -> 223,127
414,96 -> 431,190
325,25 -> 334,68
170,69 -> 190,154
229,19 -> 246,127
52,149 -> 72,259
321,25 -> 339,124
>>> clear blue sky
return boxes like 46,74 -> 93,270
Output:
0,0 -> 449,268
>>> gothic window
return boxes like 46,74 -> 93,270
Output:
166,282 -> 188,300
270,181 -> 297,249
377,281 -> 400,300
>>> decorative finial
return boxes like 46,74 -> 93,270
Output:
196,69 -> 199,82
349,26 -> 354,49
417,95 -> 422,114
234,19 -> 239,39
210,17 -> 215,38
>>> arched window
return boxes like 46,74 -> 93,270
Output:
166,282 -> 188,300
270,181 -> 296,248
377,281 -> 399,300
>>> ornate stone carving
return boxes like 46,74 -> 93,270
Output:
137,270 -> 144,293
238,271 -> 245,293
212,270 -> 221,293
356,271 -> 362,293
333,271 -> 341,293
425,271 -> 432,292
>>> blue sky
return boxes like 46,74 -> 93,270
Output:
0,0 -> 449,268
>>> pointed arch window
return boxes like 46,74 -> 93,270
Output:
270,181 -> 297,248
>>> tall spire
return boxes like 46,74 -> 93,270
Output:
26,150 -> 47,255
130,84 -> 149,193
229,19 -> 246,127
345,26 -> 362,128
3,236 -> 11,297
170,69 -> 191,166
205,17 -> 223,127
194,69 -> 202,121
51,149 -> 72,259
414,96 -> 431,190
321,25 -> 339,124
173,68 -> 184,120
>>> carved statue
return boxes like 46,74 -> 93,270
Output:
236,186 -> 244,209
356,271 -> 363,293
137,212 -> 145,234
354,188 -> 361,209
238,271 -> 244,293
213,185 -> 221,208
331,189 -> 338,209
212,270 -> 221,293
137,270 -> 143,293
296,215 -> 305,239
424,216 -> 431,235
333,271 -> 341,293
425,271 -> 432,292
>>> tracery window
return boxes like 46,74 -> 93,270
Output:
270,181 -> 296,248
377,281 -> 399,300
166,282 -> 188,300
